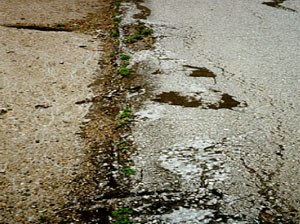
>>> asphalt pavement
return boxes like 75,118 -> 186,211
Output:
124,0 -> 300,223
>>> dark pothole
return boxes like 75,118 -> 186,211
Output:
152,91 -> 246,110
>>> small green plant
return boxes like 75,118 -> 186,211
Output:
114,141 -> 130,150
114,140 -> 126,146
137,25 -> 145,30
119,120 -> 130,126
121,61 -> 130,67
141,29 -> 153,36
114,216 -> 133,224
112,208 -> 134,224
126,37 -> 136,43
55,23 -> 66,27
121,168 -> 136,176
112,208 -> 133,217
132,34 -> 143,40
38,215 -> 50,224
126,34 -> 143,43
112,32 -> 119,38
120,53 -> 131,60
118,145 -> 129,150
119,68 -> 131,76
113,17 -> 122,22
118,108 -> 132,118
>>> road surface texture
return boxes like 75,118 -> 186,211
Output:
114,0 -> 300,223
0,0 -> 103,222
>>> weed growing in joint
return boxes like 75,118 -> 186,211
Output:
118,108 -> 132,118
118,145 -> 129,150
119,68 -> 131,76
126,34 -> 143,43
118,108 -> 132,126
114,140 -> 126,146
119,120 -> 130,126
120,53 -> 131,60
55,23 -> 66,27
112,32 -> 119,38
111,208 -> 134,224
112,208 -> 133,217
136,25 -> 153,36
141,29 -> 153,36
121,61 -> 130,67
113,17 -> 122,22
121,168 -> 136,176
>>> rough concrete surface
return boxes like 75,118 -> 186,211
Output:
0,1 -> 101,223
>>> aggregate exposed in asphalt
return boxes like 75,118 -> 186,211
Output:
112,0 -> 300,223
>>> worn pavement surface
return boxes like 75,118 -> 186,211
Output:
118,0 -> 300,223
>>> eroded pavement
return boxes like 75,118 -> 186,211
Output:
102,0 -> 300,223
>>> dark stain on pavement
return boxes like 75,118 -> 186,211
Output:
207,93 -> 241,110
153,91 -> 246,110
153,91 -> 202,107
3,24 -> 74,32
184,65 -> 216,83
262,0 -> 296,12
133,0 -> 152,19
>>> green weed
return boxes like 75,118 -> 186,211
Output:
141,29 -> 153,36
111,208 -> 134,224
118,108 -> 132,118
113,17 -> 122,22
119,120 -> 130,126
112,208 -> 133,217
120,53 -> 131,60
121,168 -> 136,176
112,32 -> 119,38
119,68 -> 131,76
121,61 -> 130,67
126,34 -> 143,43
118,145 -> 129,150
114,140 -> 126,146
55,23 -> 66,27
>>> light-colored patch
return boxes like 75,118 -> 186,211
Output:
0,26 -> 99,222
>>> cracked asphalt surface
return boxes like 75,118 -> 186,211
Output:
117,0 -> 300,223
